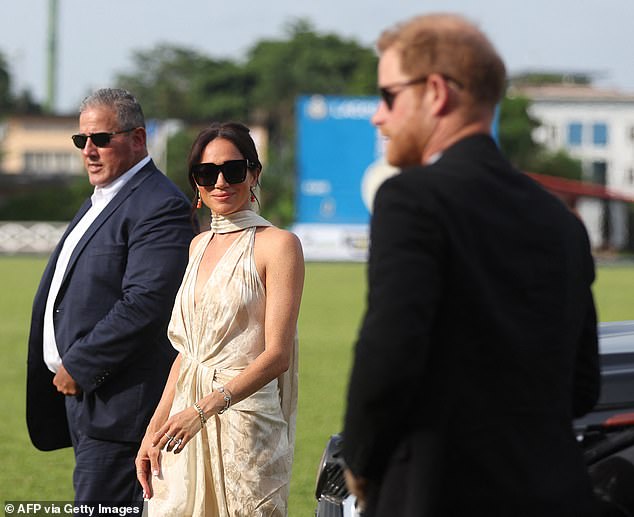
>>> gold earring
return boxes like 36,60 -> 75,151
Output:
196,191 -> 202,209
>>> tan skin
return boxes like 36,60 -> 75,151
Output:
53,106 -> 147,397
135,137 -> 305,499
371,47 -> 492,168
345,46 -> 493,509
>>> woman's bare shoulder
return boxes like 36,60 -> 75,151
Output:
189,230 -> 210,256
256,226 -> 302,251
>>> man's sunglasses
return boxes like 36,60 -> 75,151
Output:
190,159 -> 255,186
379,76 -> 429,110
379,74 -> 463,110
71,128 -> 136,149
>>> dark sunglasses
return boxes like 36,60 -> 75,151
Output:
379,74 -> 463,110
71,128 -> 136,149
379,76 -> 429,110
190,159 -> 255,186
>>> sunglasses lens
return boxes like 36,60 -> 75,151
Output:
221,161 -> 248,184
71,132 -> 113,149
192,164 -> 219,186
380,88 -> 395,110
72,134 -> 88,149
90,133 -> 111,147
192,161 -> 248,186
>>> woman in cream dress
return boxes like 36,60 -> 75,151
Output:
135,122 -> 304,516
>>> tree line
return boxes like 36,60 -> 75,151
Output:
0,19 -> 580,224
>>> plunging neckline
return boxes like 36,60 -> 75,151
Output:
193,230 -> 247,310
152,211 -> 297,517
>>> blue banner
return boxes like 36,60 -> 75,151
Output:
296,95 -> 385,225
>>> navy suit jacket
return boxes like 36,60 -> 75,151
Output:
343,135 -> 600,516
26,160 -> 194,451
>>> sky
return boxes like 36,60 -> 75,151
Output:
1,0 -> 633,114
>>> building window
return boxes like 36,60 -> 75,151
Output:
567,122 -> 583,146
24,152 -> 77,175
590,160 -> 607,185
592,123 -> 608,146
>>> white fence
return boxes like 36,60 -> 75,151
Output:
0,221 -> 67,254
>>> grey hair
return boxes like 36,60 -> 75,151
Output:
79,88 -> 146,129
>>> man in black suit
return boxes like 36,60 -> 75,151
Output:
343,14 -> 600,517
26,88 -> 194,509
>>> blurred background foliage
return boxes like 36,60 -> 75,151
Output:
0,19 -> 581,225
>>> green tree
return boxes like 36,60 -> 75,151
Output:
165,127 -> 198,196
245,19 -> 377,225
12,89 -> 43,114
0,176 -> 92,220
117,45 -> 252,121
530,150 -> 582,181
0,51 -> 11,115
114,20 -> 378,226
498,94 -> 540,169
247,18 -> 377,137
499,93 -> 582,181
512,72 -> 593,86
0,50 -> 41,116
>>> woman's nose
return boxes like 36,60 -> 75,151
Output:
215,172 -> 229,187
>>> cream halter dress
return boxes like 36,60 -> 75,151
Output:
149,210 -> 298,516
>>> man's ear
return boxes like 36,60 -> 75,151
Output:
132,127 -> 147,150
427,73 -> 452,116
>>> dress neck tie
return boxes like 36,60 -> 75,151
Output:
210,209 -> 272,234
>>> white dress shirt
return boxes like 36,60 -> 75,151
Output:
42,156 -> 151,373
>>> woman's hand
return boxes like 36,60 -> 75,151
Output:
152,406 -> 202,454
135,431 -> 161,499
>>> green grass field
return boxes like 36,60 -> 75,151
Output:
1,257 -> 633,514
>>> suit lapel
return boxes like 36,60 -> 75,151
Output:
60,161 -> 158,288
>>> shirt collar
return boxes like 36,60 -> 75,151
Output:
91,155 -> 151,207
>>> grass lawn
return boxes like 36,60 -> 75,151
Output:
593,263 -> 634,322
1,257 -> 632,514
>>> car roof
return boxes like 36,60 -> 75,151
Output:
599,321 -> 634,355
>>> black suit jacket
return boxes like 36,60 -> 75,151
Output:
26,160 -> 194,451
343,135 -> 600,516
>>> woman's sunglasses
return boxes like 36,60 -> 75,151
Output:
190,159 -> 254,186
71,128 -> 136,149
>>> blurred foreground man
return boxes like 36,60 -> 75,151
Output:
343,13 -> 600,517
26,88 -> 194,510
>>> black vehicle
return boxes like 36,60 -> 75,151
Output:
315,321 -> 634,517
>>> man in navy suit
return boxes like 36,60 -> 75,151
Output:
343,14 -> 600,517
26,88 -> 194,509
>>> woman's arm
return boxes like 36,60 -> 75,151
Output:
152,228 -> 304,449
216,229 -> 304,406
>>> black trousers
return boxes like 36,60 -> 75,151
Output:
65,396 -> 143,515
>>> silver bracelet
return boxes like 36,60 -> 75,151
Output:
193,402 -> 207,428
217,386 -> 231,414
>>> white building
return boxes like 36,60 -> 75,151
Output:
517,84 -> 634,195
516,84 -> 634,250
